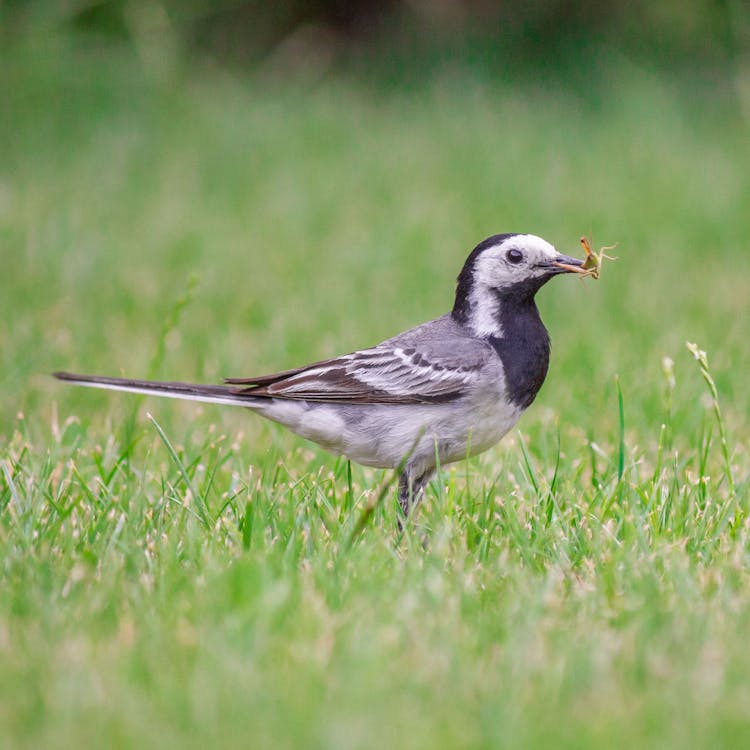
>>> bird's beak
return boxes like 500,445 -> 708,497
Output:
549,253 -> 586,275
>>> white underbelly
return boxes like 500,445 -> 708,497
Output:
330,398 -> 521,470
251,394 -> 523,471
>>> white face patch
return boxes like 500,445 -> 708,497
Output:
472,234 -> 559,289
465,234 -> 560,337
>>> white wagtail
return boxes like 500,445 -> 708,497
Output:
55,233 -> 585,516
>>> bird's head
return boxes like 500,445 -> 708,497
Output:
452,233 -> 584,337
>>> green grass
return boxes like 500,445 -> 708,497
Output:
2,37 -> 750,748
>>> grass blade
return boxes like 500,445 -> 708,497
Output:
148,413 -> 211,529
616,376 -> 625,483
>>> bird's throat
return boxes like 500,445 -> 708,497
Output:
488,296 -> 551,410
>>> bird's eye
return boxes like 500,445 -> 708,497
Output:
506,248 -> 524,264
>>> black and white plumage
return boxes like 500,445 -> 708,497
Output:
54,233 -> 585,516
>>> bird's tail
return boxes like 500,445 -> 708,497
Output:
53,371 -> 257,408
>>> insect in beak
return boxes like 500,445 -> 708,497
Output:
552,237 -> 617,280
577,236 -> 617,280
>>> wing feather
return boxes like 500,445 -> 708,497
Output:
225,344 -> 483,404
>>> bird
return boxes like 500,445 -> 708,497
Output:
54,233 -> 585,517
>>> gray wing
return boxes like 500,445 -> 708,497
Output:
226,315 -> 493,405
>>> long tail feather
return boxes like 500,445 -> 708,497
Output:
52,371 -> 258,408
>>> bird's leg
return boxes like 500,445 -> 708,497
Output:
397,468 -> 435,520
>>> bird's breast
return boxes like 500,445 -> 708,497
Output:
488,307 -> 551,409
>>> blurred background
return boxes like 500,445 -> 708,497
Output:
3,6 -> 750,746
2,0 -> 749,75
2,0 -> 750,447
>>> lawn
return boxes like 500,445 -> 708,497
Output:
2,37 -> 750,748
